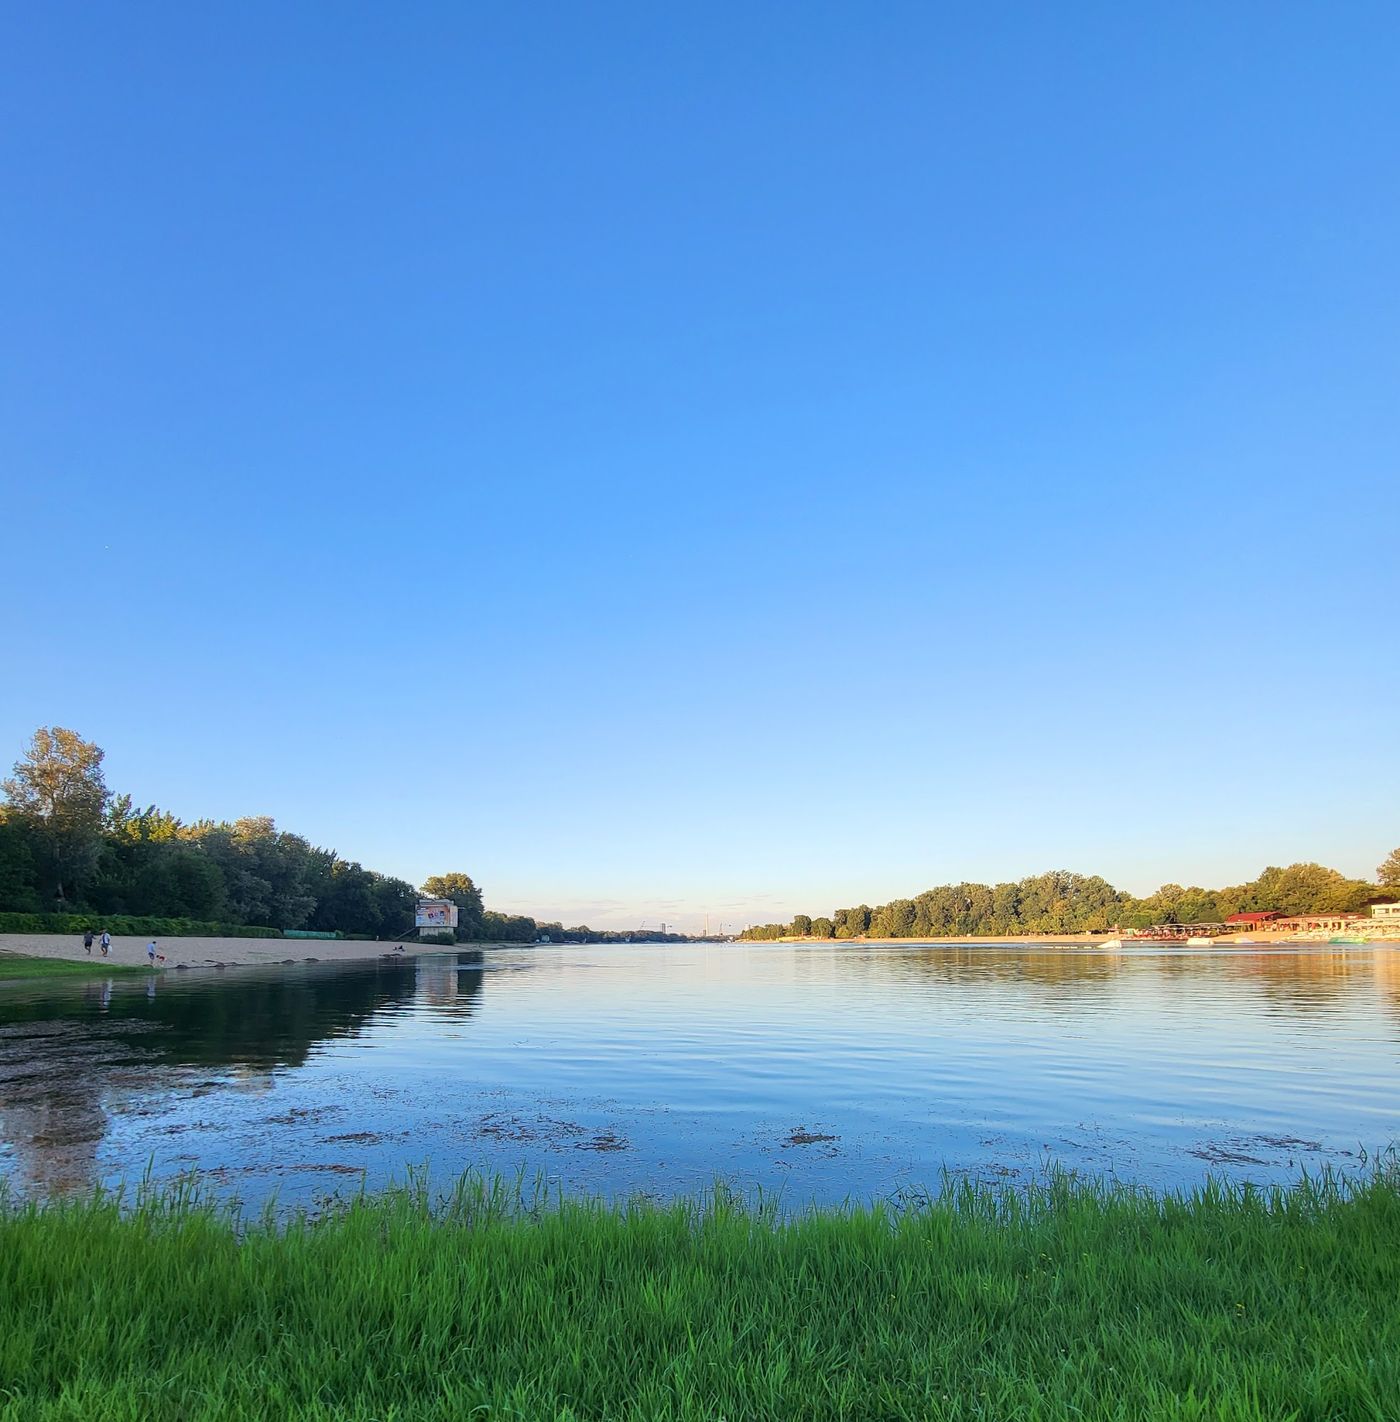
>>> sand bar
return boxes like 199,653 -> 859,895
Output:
0,933 -> 416,971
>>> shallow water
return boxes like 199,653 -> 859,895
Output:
1,942 -> 1398,1206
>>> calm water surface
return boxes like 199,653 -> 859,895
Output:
2,942 -> 1398,1206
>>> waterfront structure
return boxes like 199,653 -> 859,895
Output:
414,899 -> 459,934
1269,912 -> 1367,935
1226,911 -> 1281,927
1126,923 -> 1228,941
1372,902 -> 1400,921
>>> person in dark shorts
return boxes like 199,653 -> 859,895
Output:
83,930 -> 94,954
99,930 -> 111,956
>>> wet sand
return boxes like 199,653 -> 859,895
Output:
0,933 -> 413,971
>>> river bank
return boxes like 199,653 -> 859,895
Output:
0,932 -> 418,971
759,931 -> 1400,946
9,931 -> 1398,976
2,1169 -> 1395,1421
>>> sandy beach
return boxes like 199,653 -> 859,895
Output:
0,933 -> 416,971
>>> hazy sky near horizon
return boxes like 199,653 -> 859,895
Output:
3,4 -> 1398,931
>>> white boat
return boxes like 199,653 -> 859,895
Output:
1186,936 -> 1215,947
1101,938 -> 1124,950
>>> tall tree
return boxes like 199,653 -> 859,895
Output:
1,727 -> 110,904
1379,847 -> 1400,890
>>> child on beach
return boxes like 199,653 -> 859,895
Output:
99,930 -> 110,956
147,940 -> 157,965
83,930 -> 94,954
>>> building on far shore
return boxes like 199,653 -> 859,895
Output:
1126,922 -> 1228,941
1372,902 -> 1400,921
1268,912 -> 1367,935
1226,911 -> 1281,928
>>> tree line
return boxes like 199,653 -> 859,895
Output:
0,727 -> 655,943
740,857 -> 1400,941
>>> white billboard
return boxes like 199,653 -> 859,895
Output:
415,899 -> 459,930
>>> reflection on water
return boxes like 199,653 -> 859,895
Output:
0,959 -> 419,1194
1,944 -> 1397,1205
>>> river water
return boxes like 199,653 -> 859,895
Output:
2,942 -> 1397,1206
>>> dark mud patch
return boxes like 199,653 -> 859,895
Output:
264,1107 -> 336,1127
575,1132 -> 629,1153
202,1162 -> 366,1180
783,1127 -> 838,1147
475,1112 -> 585,1147
1192,1133 -> 1337,1166
1190,1143 -> 1269,1166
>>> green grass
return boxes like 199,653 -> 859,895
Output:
0,953 -> 145,980
1,1171 -> 1396,1421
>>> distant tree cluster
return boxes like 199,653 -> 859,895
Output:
0,727 -> 654,944
0,728 -> 418,936
1381,847 -> 1400,890
741,861 -> 1393,941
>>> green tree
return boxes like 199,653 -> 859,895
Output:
1378,848 -> 1400,890
833,905 -> 871,938
2,727 -> 110,905
870,899 -> 915,938
0,810 -> 40,911
1251,863 -> 1375,915
810,916 -> 834,939
789,914 -> 813,937
308,857 -> 380,935
370,874 -> 417,936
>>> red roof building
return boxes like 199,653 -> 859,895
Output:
1226,911 -> 1281,924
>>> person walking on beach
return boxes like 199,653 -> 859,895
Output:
83,929 -> 94,954
147,940 -> 157,966
99,929 -> 110,957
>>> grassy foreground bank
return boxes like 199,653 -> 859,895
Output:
0,953 -> 145,980
2,1173 -> 1397,1422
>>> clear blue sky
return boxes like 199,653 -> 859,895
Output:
2,4 -> 1397,931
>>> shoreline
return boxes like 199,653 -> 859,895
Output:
6,930 -> 1400,973
746,931 -> 1400,947
0,933 -> 422,971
